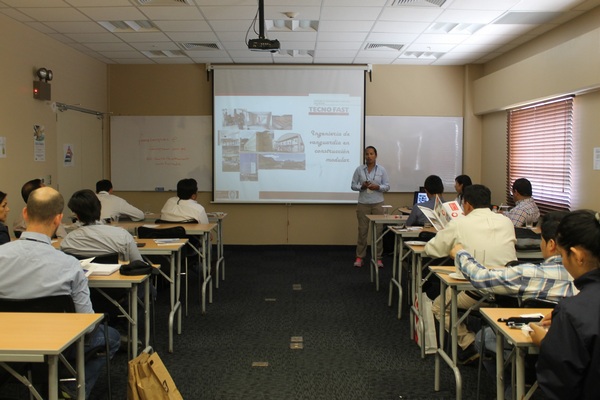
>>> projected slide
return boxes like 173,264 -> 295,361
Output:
213,68 -> 365,204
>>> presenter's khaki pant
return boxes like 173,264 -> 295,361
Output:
355,202 -> 384,259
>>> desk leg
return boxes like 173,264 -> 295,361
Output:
214,219 -> 225,287
131,284 -> 139,358
176,250 -> 182,335
516,347 -> 526,400
435,280 -> 446,391
417,254 -> 426,359
76,337 -> 85,400
388,233 -> 403,319
451,287 -> 463,399
48,355 -> 59,400
201,232 -> 213,314
144,278 -> 150,348
496,330 -> 505,400
369,220 -> 375,286
409,251 -> 417,342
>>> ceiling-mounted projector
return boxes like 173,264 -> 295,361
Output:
247,0 -> 280,53
248,38 -> 280,52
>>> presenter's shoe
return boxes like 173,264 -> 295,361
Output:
353,257 -> 363,268
377,260 -> 384,268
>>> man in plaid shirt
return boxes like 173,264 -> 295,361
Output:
505,178 -> 540,227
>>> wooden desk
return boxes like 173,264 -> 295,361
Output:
137,238 -> 187,353
118,221 -> 219,315
387,226 -> 423,319
407,243 -> 429,358
144,223 -> 218,315
480,308 -> 547,400
88,271 -> 150,359
431,266 -> 491,400
51,238 -> 151,358
365,214 -> 408,291
0,312 -> 103,400
207,212 -> 227,288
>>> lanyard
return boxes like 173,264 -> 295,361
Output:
364,165 -> 377,181
22,237 -> 50,245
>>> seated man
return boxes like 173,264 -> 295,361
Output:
452,211 -> 577,394
0,187 -> 120,398
13,178 -> 68,238
96,179 -> 144,222
406,175 -> 444,226
504,178 -> 540,227
426,184 -> 517,363
61,189 -> 142,262
160,178 -> 209,224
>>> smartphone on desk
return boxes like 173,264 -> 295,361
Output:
136,242 -> 146,247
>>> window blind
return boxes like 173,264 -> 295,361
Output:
506,96 -> 574,213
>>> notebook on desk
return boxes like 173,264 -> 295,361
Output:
80,257 -> 120,277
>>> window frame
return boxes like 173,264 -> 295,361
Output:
506,96 -> 574,213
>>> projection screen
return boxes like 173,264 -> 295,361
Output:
212,65 -> 366,204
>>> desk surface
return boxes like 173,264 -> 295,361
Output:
366,214 -> 408,223
116,221 -> 217,235
480,307 -> 550,346
0,313 -> 102,355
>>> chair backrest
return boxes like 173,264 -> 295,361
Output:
520,297 -> 559,309
155,219 -> 197,224
138,226 -> 187,239
0,294 -> 75,313
66,252 -> 119,264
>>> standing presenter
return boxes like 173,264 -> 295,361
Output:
351,146 -> 390,268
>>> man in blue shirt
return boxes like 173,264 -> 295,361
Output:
351,146 -> 390,268
0,187 -> 120,398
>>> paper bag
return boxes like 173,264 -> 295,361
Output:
128,350 -> 183,400
413,293 -> 438,355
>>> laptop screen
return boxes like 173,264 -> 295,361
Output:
413,191 -> 429,205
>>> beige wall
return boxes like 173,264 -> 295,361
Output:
0,13 -> 107,232
475,7 -> 600,210
108,64 -> 467,244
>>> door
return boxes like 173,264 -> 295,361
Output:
56,110 -> 103,210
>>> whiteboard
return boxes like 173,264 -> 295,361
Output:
366,116 -> 463,192
110,116 -> 212,191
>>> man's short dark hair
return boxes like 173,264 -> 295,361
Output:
540,211 -> 569,242
463,184 -> 491,209
96,179 -> 113,193
177,179 -> 198,200
513,178 -> 533,197
21,178 -> 43,203
27,187 -> 64,224
68,189 -> 101,225
424,175 -> 444,195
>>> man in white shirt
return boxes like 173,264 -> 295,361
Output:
425,184 -> 517,363
96,179 -> 144,222
160,178 -> 209,224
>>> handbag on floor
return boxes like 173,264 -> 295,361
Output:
128,347 -> 183,400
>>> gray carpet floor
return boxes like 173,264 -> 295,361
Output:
3,245 -> 551,399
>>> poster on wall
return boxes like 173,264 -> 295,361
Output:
33,124 -> 45,161
63,144 -> 74,167
0,137 -> 6,158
